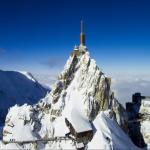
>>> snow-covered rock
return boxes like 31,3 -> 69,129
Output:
140,99 -> 150,148
88,110 -> 139,150
0,70 -> 49,125
3,104 -> 39,141
48,48 -> 111,120
1,46 -> 135,149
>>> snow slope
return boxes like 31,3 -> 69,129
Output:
88,110 -> 139,150
1,110 -> 138,150
0,70 -> 49,125
3,104 -> 38,141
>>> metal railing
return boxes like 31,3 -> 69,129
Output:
3,136 -> 75,144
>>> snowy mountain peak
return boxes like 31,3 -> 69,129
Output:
0,70 -> 49,125
19,71 -> 37,82
1,47 -> 136,150
44,48 -> 111,123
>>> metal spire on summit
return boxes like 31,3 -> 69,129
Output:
81,20 -> 84,33
80,20 -> 85,46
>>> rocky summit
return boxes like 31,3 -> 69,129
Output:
0,46 -> 138,150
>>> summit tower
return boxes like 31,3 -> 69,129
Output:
80,20 -> 85,46
73,21 -> 87,52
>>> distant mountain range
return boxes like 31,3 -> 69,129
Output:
0,70 -> 50,125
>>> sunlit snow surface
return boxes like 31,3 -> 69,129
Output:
88,111 -> 139,150
1,110 -> 139,150
3,104 -> 37,141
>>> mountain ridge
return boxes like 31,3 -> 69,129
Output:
0,46 -> 137,149
0,70 -> 49,125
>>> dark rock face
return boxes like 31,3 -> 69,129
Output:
126,93 -> 150,148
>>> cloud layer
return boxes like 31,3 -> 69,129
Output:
34,72 -> 150,108
43,56 -> 65,69
111,75 -> 150,106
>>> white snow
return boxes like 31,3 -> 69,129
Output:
44,140 -> 75,150
19,71 -> 36,82
88,110 -> 140,150
53,52 -> 101,133
38,113 -> 53,139
53,116 -> 69,137
0,143 -> 23,149
3,104 -> 37,142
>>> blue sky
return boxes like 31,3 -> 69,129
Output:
0,0 -> 150,76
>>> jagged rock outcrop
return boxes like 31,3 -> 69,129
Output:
140,100 -> 150,149
109,94 -> 128,133
1,46 -> 134,149
48,45 -> 111,120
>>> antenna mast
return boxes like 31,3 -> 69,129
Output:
80,20 -> 85,45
